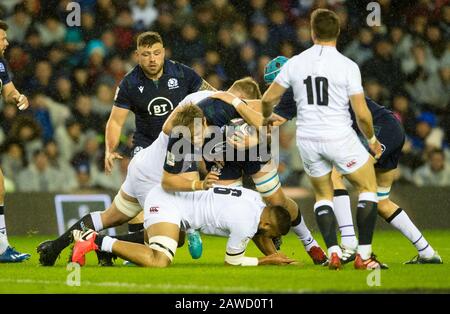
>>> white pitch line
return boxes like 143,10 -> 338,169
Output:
0,278 -> 309,293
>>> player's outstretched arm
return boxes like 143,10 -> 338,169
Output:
105,106 -> 129,174
210,92 -> 265,127
224,252 -> 295,266
1,82 -> 29,111
261,82 -> 286,120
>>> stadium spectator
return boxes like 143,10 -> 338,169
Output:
173,23 -> 205,64
71,94 -> 104,134
173,0 -> 194,28
391,93 -> 417,136
0,0 -> 447,193
151,8 -> 178,50
294,19 -> 313,52
413,149 -> 450,187
362,38 -> 404,95
23,28 -> 46,61
16,149 -> 64,192
129,0 -> 158,31
54,118 -> 87,163
268,6 -> 296,46
9,115 -> 42,161
5,4 -> 30,44
25,60 -> 53,95
112,8 -> 135,56
343,28 -> 374,66
44,139 -> 78,191
90,83 -> 114,118
389,26 -> 414,61
195,5 -> 217,49
95,0 -> 116,28
0,140 -> 27,181
51,75 -> 74,106
231,21 -> 249,46
36,14 -> 67,47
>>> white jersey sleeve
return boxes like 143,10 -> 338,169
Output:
274,58 -> 293,89
346,61 -> 363,96
179,90 -> 215,107
225,227 -> 253,255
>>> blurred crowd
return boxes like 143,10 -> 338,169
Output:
0,0 -> 448,193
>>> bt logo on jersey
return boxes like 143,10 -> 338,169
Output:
149,207 -> 159,213
147,97 -> 174,116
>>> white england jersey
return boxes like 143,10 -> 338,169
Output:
123,91 -> 214,207
275,44 -> 364,140
179,90 -> 215,107
145,186 -> 266,255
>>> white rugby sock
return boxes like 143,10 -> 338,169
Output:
291,213 -> 318,251
0,204 -> 10,253
387,208 -> 435,258
327,245 -> 342,258
0,232 -> 9,254
90,212 -> 104,232
333,190 -> 358,249
101,236 -> 117,253
0,204 -> 7,237
357,244 -> 372,260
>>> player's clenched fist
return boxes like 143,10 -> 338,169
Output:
201,170 -> 220,189
369,138 -> 383,160
13,94 -> 29,111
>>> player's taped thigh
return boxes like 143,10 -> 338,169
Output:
113,192 -> 142,218
148,235 -> 178,262
253,168 -> 281,197
377,186 -> 391,201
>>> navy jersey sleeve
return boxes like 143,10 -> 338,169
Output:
274,88 -> 296,120
114,78 -> 133,110
163,134 -> 198,174
180,63 -> 202,93
0,59 -> 12,86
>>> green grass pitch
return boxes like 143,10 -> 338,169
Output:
0,230 -> 449,293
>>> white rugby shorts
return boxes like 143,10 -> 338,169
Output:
297,130 -> 370,178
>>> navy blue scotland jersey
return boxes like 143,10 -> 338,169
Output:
163,97 -> 269,179
114,59 -> 202,150
0,58 -> 11,93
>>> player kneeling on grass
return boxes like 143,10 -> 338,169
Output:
71,185 -> 296,267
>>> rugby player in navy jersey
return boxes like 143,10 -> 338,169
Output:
0,20 -> 31,263
105,31 -> 214,245
160,80 -> 328,265
35,78 -> 257,266
37,32 -> 214,264
263,56 -> 442,265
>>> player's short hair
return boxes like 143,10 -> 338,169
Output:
229,77 -> 262,99
137,31 -> 163,48
269,205 -> 291,235
171,103 -> 204,128
0,20 -> 9,31
310,8 -> 340,41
